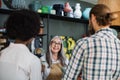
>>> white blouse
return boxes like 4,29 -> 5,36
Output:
0,43 -> 42,80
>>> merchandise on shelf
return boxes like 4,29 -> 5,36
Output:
82,8 -> 92,20
60,36 -> 76,60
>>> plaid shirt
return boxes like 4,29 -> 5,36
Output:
63,28 -> 120,80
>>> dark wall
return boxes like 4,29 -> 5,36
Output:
0,0 -> 94,51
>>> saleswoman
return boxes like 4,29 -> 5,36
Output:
41,36 -> 68,80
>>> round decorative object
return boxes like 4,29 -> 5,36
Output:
82,8 -> 92,20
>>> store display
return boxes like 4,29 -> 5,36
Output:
60,36 -> 76,60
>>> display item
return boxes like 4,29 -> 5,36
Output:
82,8 -> 91,20
53,4 -> 64,16
11,0 -> 26,9
64,2 -> 73,17
29,0 -> 41,11
73,3 -> 82,18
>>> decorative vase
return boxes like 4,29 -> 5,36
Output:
12,0 -> 26,9
73,3 -> 82,18
64,2 -> 72,13
29,0 -> 42,12
82,8 -> 92,20
53,4 -> 64,16
64,2 -> 73,17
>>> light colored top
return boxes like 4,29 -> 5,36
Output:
63,28 -> 120,80
0,43 -> 42,80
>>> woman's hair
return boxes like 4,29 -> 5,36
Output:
46,36 -> 66,67
90,4 -> 118,26
5,9 -> 40,41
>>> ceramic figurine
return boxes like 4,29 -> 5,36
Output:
64,2 -> 72,17
73,3 -> 82,18
64,2 -> 72,13
67,9 -> 74,18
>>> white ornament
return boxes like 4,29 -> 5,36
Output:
74,3 -> 82,18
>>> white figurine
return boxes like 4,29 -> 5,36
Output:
73,3 -> 82,18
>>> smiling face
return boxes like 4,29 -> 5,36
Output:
51,37 -> 62,54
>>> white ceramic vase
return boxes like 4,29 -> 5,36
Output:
73,3 -> 82,18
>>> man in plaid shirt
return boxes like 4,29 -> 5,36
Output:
63,4 -> 120,80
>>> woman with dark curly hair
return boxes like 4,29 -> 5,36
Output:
0,9 -> 42,80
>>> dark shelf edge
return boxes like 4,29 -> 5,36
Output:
110,25 -> 120,31
49,14 -> 89,23
39,13 -> 89,23
0,8 -> 89,23
0,8 -> 15,14
37,34 -> 47,36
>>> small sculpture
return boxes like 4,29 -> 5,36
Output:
73,3 -> 82,18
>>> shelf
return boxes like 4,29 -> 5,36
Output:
110,25 -> 120,31
0,8 -> 15,14
0,8 -> 89,23
37,34 -> 47,36
39,13 -> 89,23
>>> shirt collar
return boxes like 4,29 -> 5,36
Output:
91,27 -> 116,39
96,27 -> 113,34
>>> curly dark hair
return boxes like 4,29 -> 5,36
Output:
5,9 -> 40,41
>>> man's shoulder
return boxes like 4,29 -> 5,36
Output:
77,37 -> 91,43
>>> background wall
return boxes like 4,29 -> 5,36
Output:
0,0 -> 94,51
